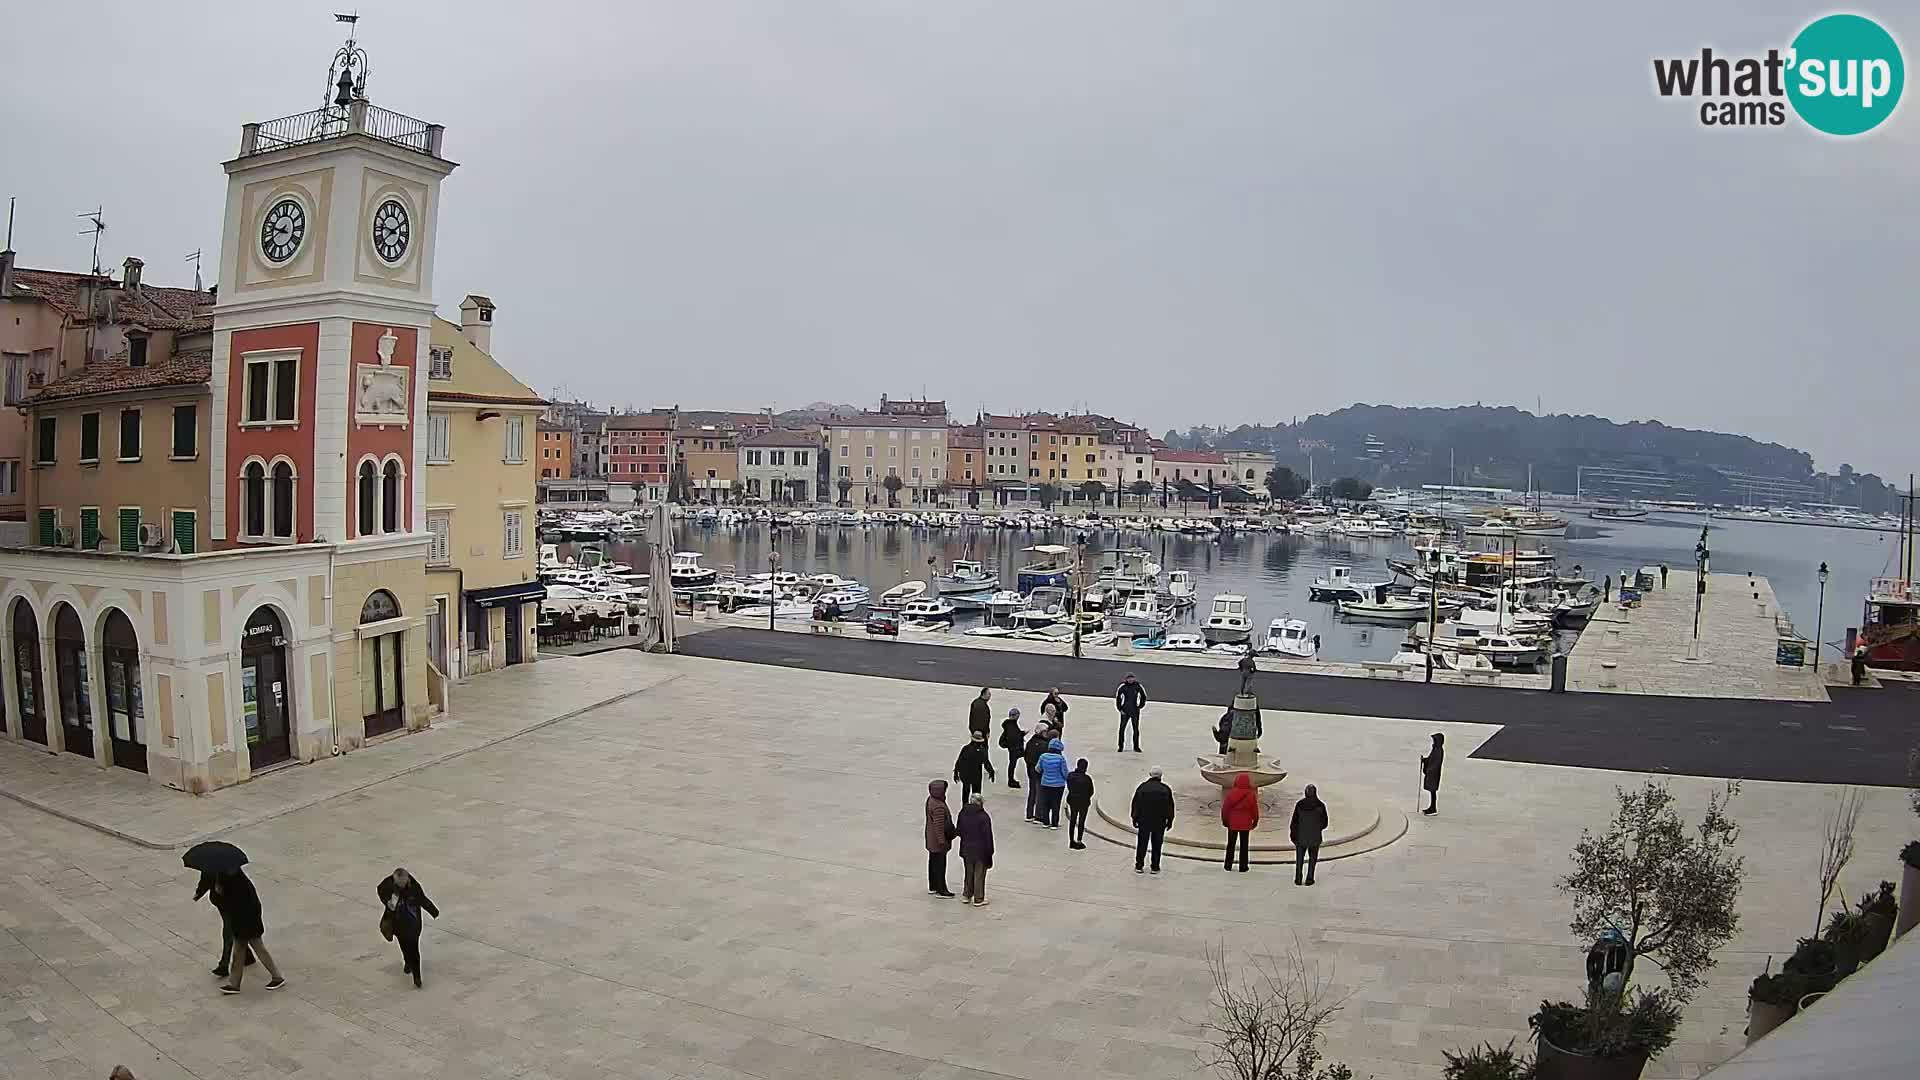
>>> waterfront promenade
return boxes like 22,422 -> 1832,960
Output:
0,648 -> 1911,1080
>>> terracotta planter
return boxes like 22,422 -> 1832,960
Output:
1745,995 -> 1795,1044
1859,912 -> 1895,963
1899,860 -> 1920,939
1536,1035 -> 1650,1080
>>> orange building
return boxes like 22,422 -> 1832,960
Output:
536,421 -> 572,480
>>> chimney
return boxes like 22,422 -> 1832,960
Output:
459,294 -> 495,353
0,249 -> 14,296
122,256 -> 144,290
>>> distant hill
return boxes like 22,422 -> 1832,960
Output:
1167,404 -> 1898,510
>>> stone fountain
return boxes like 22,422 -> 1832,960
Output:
1195,685 -> 1289,788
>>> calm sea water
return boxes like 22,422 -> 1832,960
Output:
562,514 -> 1908,664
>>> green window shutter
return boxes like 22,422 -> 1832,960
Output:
79,508 -> 100,550
119,508 -> 141,551
171,510 -> 196,554
37,509 -> 56,546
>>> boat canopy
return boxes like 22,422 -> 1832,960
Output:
1023,544 -> 1072,556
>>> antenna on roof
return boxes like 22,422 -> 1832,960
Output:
76,207 -> 107,276
184,249 -> 203,292
5,196 -> 14,249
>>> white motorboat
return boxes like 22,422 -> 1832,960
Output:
801,574 -> 870,603
712,579 -> 792,611
1201,594 -> 1252,645
934,559 -> 998,594
540,584 -> 624,620
984,590 -> 1026,620
734,600 -> 816,620
1454,604 -> 1555,639
899,596 -> 958,622
1309,565 -> 1387,602
1390,647 -> 1495,674
1262,617 -> 1317,659
873,580 -> 929,609
1009,586 -> 1069,629
1337,584 -> 1449,624
1422,623 -> 1546,667
1015,545 -> 1074,591
668,551 -> 719,589
1162,633 -> 1208,652
1108,592 -> 1171,636
1163,569 -> 1196,606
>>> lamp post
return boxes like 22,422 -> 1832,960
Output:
768,548 -> 780,631
1688,528 -> 1709,659
1071,538 -> 1087,659
1814,561 -> 1829,673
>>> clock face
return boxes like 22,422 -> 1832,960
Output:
371,198 -> 411,264
260,198 -> 306,264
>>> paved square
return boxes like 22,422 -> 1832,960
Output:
1,650 -> 1911,1079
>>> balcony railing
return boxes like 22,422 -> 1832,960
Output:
240,101 -> 445,159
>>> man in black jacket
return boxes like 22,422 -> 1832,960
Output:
194,871 -> 253,978
1023,727 -> 1053,822
1130,767 -> 1176,874
378,867 -> 441,988
952,731 -> 997,803
968,687 -> 993,740
1115,674 -> 1147,753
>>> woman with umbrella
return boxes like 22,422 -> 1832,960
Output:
216,872 -> 284,993
377,867 -> 441,987
183,841 -> 259,980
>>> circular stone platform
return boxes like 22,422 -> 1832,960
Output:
1088,772 -> 1408,863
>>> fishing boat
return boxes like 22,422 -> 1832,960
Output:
1390,646 -> 1494,673
1337,584 -> 1451,624
1589,505 -> 1649,521
668,551 -> 719,589
1309,565 -> 1388,602
1859,577 -> 1920,669
1201,594 -> 1253,645
934,559 -> 998,594
1108,593 -> 1171,637
1461,510 -> 1568,538
1262,617 -> 1317,658
801,574 -> 870,604
1162,569 -> 1196,607
1419,622 -> 1546,667
872,580 -> 929,610
899,596 -> 959,623
983,590 -> 1026,622
1162,633 -> 1208,652
1015,544 -> 1075,591
1009,586 -> 1069,629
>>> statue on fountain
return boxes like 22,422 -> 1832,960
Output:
1198,658 -> 1287,789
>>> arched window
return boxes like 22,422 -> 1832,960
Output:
101,609 -> 146,772
242,461 -> 267,537
52,603 -> 93,758
361,589 -> 400,623
357,460 -> 377,536
271,461 -> 295,539
360,590 -> 405,736
381,460 -> 402,533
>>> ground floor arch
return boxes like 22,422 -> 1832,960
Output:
9,598 -> 46,744
99,607 -> 147,773
51,602 -> 93,758
241,605 -> 294,769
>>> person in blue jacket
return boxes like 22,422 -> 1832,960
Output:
1035,738 -> 1071,829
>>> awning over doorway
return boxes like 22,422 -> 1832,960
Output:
467,581 -> 546,608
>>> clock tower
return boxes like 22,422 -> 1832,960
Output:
210,23 -> 455,550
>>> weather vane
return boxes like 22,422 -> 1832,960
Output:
324,12 -> 371,112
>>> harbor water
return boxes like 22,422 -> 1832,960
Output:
558,512 -> 1901,665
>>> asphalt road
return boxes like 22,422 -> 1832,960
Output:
673,629 -> 1917,786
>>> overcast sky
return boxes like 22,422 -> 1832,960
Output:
3,3 -> 1913,474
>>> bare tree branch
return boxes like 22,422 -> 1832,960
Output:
1816,787 -> 1865,936
1196,937 -> 1354,1080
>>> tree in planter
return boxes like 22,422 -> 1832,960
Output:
1197,941 -> 1354,1080
881,473 -> 904,507
1559,780 -> 1744,1002
1128,479 -> 1154,511
1815,787 -> 1865,935
836,476 -> 853,506
1079,479 -> 1106,506
1529,990 -> 1680,1072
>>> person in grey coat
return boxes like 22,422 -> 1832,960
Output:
1289,785 -> 1328,886
1420,733 -> 1444,815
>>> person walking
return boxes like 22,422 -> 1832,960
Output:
1115,674 -> 1147,752
924,780 -> 957,898
1023,726 -> 1052,821
956,793 -> 994,906
1040,688 -> 1069,730
1852,644 -> 1869,686
1659,563 -> 1669,589
1290,784 -> 1328,886
1220,773 -> 1258,873
952,731 -> 996,803
1036,738 -> 1070,828
1064,758 -> 1094,850
194,871 -> 253,978
1603,575 -> 1612,603
1130,767 -> 1176,874
1420,732 -> 1444,815
968,687 -> 993,742
216,870 -> 285,994
998,708 -> 1026,788
377,867 -> 441,987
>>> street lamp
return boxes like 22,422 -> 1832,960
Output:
768,548 -> 781,631
1688,527 -> 1710,658
1814,561 -> 1829,673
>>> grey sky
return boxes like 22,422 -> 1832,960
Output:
3,3 -> 1913,474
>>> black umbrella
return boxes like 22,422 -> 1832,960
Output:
181,841 -> 249,874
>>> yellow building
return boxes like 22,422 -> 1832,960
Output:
826,412 -> 948,505
424,297 -> 545,681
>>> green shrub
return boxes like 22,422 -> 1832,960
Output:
1529,991 -> 1681,1060
1442,1040 -> 1536,1079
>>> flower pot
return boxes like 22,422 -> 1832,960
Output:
1831,936 -> 1863,977
1745,994 -> 1795,1045
1859,912 -> 1895,963
1536,1035 -> 1650,1080
1899,860 -> 1920,939
1794,963 -> 1841,995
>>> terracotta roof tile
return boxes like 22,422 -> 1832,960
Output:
9,268 -> 214,331
28,348 -> 211,405
605,413 -> 677,431
427,389 -> 548,407
823,412 -> 948,429
739,428 -> 821,447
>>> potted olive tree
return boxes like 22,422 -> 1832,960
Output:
1541,781 -> 1743,1080
1743,969 -> 1805,1044
1824,910 -> 1871,976
1781,937 -> 1840,995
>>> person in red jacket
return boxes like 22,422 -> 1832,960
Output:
1220,773 -> 1259,872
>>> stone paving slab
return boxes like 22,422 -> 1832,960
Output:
0,654 -> 681,848
1565,570 -> 1828,702
0,651 -> 1912,1080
